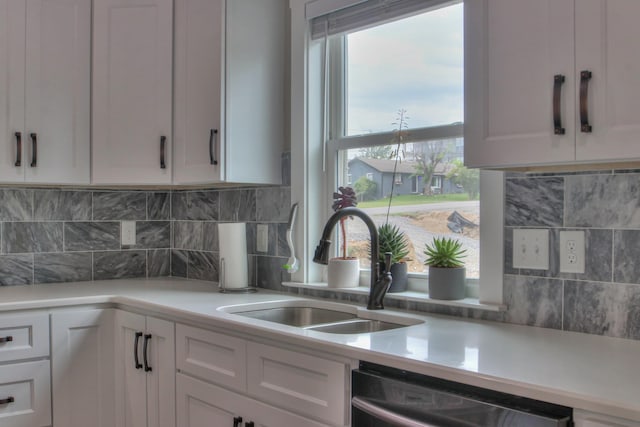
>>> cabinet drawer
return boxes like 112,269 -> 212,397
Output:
0,312 -> 49,362
0,360 -> 51,427
176,324 -> 247,392
247,342 -> 349,426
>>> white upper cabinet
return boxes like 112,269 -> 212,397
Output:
173,0 -> 285,185
92,0 -> 173,185
0,0 -> 90,184
465,0 -> 640,169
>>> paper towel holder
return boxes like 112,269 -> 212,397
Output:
218,258 -> 257,294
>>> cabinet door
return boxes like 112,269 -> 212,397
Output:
145,317 -> 175,427
246,342 -> 349,426
464,0 -> 575,168
176,373 -> 329,427
114,310 -> 147,427
51,309 -> 115,427
92,0 -> 173,185
574,409 -> 640,427
575,0 -> 640,162
173,0 -> 224,184
0,360 -> 51,427
0,0 -> 25,182
24,0 -> 90,184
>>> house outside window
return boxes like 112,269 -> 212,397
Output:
394,174 -> 402,184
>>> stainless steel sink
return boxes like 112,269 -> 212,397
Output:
219,300 -> 424,334
306,319 -> 406,334
233,306 -> 357,327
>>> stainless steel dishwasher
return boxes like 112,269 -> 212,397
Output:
352,362 -> 572,426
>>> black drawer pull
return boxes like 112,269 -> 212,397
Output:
134,332 -> 143,370
245,422 -> 254,427
553,74 -> 566,135
30,133 -> 37,167
160,136 -> 167,169
580,70 -> 593,133
233,417 -> 243,427
209,129 -> 218,165
0,336 -> 13,343
143,334 -> 152,372
0,397 -> 14,405
14,132 -> 21,167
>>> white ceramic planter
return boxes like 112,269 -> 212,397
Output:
327,258 -> 360,288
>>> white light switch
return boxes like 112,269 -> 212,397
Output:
512,228 -> 549,270
257,224 -> 268,252
121,221 -> 136,245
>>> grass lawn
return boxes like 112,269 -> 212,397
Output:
357,193 -> 474,208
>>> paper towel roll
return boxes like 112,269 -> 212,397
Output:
218,222 -> 249,289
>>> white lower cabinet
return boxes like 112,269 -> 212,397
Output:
51,309 -> 115,427
176,324 -> 351,427
0,311 -> 50,427
177,373 -> 330,427
574,410 -> 640,427
114,311 -> 175,427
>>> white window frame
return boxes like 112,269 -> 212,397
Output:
394,174 -> 402,185
365,172 -> 373,180
289,0 -> 504,306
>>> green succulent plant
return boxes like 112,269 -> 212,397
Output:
423,237 -> 466,268
377,224 -> 410,264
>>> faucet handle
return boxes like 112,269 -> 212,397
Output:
384,252 -> 392,274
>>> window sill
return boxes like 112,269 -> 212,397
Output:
282,281 -> 506,312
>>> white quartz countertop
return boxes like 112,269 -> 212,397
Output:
2,277 -> 639,421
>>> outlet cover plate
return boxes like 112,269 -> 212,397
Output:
513,228 -> 549,270
560,230 -> 585,274
121,221 -> 136,246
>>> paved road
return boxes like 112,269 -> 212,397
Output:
360,200 -> 479,215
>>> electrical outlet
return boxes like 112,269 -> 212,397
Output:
560,231 -> 585,273
512,229 -> 549,270
257,224 -> 268,253
121,221 -> 136,246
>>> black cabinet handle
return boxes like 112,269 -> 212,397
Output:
245,422 -> 254,427
0,397 -> 14,405
30,133 -> 37,167
134,332 -> 143,370
553,75 -> 566,135
580,70 -> 593,133
143,334 -> 152,372
160,136 -> 167,169
14,132 -> 21,167
209,129 -> 218,165
233,417 -> 243,427
0,336 -> 13,343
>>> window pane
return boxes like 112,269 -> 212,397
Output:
346,3 -> 463,136
342,139 -> 479,278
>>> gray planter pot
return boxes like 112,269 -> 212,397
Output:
428,266 -> 466,300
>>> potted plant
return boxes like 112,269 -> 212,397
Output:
377,224 -> 410,293
423,237 -> 466,300
327,187 -> 360,288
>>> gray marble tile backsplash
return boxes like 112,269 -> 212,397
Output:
0,153 -> 292,288
505,170 -> 640,340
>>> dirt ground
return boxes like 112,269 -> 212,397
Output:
348,210 -> 479,274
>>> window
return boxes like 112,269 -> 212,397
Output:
289,0 -> 504,305
328,2 -> 480,277
366,172 -> 374,180
347,174 -> 352,185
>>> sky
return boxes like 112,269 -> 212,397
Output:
346,3 -> 464,136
